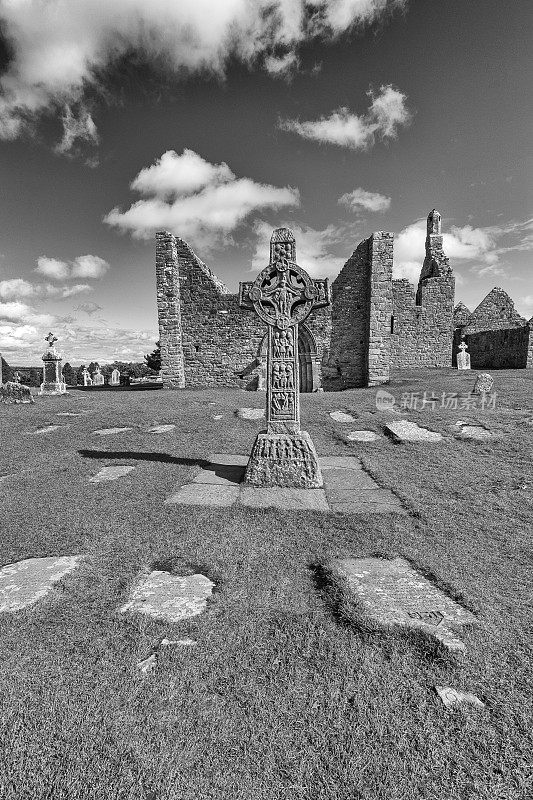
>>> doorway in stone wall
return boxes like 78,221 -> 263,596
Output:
298,324 -> 318,392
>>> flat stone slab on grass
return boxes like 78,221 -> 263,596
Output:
240,486 -> 329,512
385,420 -> 443,443
344,430 -> 380,442
147,424 -> 175,434
165,484 -> 240,507
0,555 -> 83,612
119,570 -> 215,622
329,411 -> 357,423
435,686 -> 485,709
29,425 -> 61,435
455,422 -> 493,440
236,408 -> 265,420
89,465 -> 135,483
331,557 -> 476,652
93,427 -> 133,435
56,412 -> 84,417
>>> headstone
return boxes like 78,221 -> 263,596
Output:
110,368 -> 120,386
456,340 -> 471,370
12,371 -> 21,383
92,367 -> 104,386
82,368 -> 92,386
473,373 -> 494,395
385,420 -> 443,442
119,570 -> 215,623
435,686 -> 485,709
39,332 -> 68,395
0,555 -> 83,612
331,557 -> 476,651
0,381 -> 34,404
238,228 -> 330,487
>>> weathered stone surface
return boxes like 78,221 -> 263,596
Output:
119,570 -> 214,622
456,340 -> 471,370
331,557 -> 475,651
473,373 -> 494,395
29,425 -> 60,435
455,422 -> 493,440
319,456 -> 364,470
385,420 -> 443,442
236,408 -> 265,420
329,411 -> 356,423
193,465 -> 244,485
56,411 -> 83,417
93,427 -> 133,435
240,486 -> 329,512
89,466 -> 135,483
435,686 -> 485,709
0,555 -> 83,612
165,484 -> 239,507
324,468 -> 379,491
0,381 -> 34,404
344,430 -> 380,442
147,424 -> 175,433
244,432 -> 323,488
39,332 -> 68,395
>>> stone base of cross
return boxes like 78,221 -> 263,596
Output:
239,228 -> 330,488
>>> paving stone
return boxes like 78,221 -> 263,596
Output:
344,430 -> 380,442
324,468 -> 379,492
147,424 -> 175,434
329,411 -> 356,423
319,456 -> 362,470
89,465 -> 135,483
0,555 -> 83,612
29,425 -> 61,434
385,420 -> 443,443
209,454 -> 249,467
119,570 -> 215,622
240,486 -> 329,512
193,465 -> 244,485
165,483 -> 240,507
56,412 -> 84,417
328,489 -> 405,515
331,557 -> 475,651
435,686 -> 485,709
93,427 -> 133,435
236,407 -> 265,420
455,423 -> 493,440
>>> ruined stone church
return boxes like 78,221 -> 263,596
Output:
156,209 -> 532,390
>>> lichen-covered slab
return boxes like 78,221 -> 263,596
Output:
435,686 -> 485,709
29,425 -> 60,435
385,420 -> 443,442
119,571 -> 215,622
89,465 -> 135,483
0,555 -> 83,612
344,430 -> 380,442
455,423 -> 493,440
331,557 -> 475,651
93,427 -> 133,435
148,424 -> 175,433
240,486 -> 329,512
236,408 -> 265,420
329,411 -> 356,423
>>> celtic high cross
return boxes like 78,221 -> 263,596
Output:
239,228 -> 330,487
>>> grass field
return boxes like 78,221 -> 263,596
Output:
0,368 -> 531,800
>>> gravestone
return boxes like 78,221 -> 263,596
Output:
331,557 -> 476,651
0,381 -> 34,404
39,332 -> 68,395
82,368 -> 92,386
435,686 -> 485,709
110,368 -> 120,386
119,570 -> 215,623
12,371 -> 21,383
385,420 -> 443,442
239,228 -> 330,487
0,555 -> 83,612
93,367 -> 105,386
456,340 -> 471,370
329,411 -> 356,423
473,373 -> 494,395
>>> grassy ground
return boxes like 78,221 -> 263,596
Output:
0,368 -> 531,800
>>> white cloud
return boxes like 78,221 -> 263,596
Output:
279,85 -> 411,149
105,149 -> 300,245
35,257 -> 71,281
54,104 -> 99,155
338,187 -> 391,212
252,220 -> 346,278
35,254 -> 109,281
0,278 -> 41,299
60,284 -> 92,298
0,1 -> 405,142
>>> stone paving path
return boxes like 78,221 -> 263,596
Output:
0,555 -> 83,612
165,454 -> 405,514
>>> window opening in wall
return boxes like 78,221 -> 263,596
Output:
194,345 -> 201,353
390,315 -> 395,334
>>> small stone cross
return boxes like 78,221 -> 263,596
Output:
459,340 -> 468,352
238,228 -> 329,487
45,332 -> 58,348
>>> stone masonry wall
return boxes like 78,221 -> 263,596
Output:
391,276 -> 455,367
156,232 -> 185,388
368,232 -> 393,385
460,325 -> 531,369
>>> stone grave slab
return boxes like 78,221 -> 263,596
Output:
331,557 -> 475,651
89,465 -> 135,483
385,420 -> 443,443
193,465 -> 245,485
435,686 -> 485,709
455,422 -> 493,440
236,408 -> 265,420
56,412 -> 84,417
93,427 -> 133,435
324,468 -> 379,492
165,484 -> 240,507
29,425 -> 61,435
344,430 -> 380,442
119,570 -> 215,623
329,411 -> 356,423
0,555 -> 83,613
148,424 -> 175,434
240,486 -> 329,512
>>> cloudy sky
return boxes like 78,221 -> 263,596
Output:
0,0 -> 530,365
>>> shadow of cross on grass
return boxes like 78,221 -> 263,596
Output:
78,450 -> 243,484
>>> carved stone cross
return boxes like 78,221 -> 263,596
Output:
239,227 -> 330,488
45,332 -> 58,348
456,338 -> 471,371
